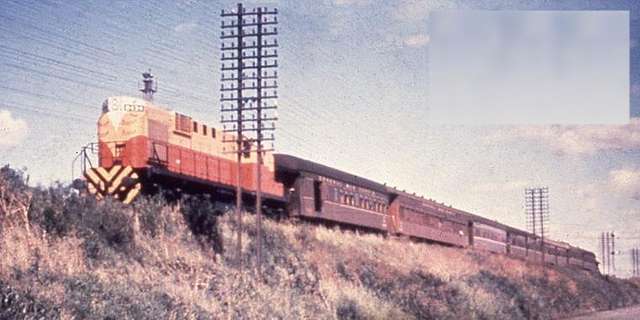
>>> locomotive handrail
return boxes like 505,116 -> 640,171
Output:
71,142 -> 98,181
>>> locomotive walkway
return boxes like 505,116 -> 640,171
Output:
565,305 -> 640,320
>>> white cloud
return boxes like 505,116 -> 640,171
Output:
334,0 -> 370,5
174,22 -> 198,33
402,33 -> 430,47
609,168 -> 640,200
484,119 -> 640,156
392,0 -> 454,22
0,109 -> 28,150
472,180 -> 528,194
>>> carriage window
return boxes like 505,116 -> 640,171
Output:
193,121 -> 198,133
203,125 -> 208,136
212,128 -> 216,139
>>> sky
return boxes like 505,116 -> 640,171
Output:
430,10 -> 629,124
0,0 -> 639,276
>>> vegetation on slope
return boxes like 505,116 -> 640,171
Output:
1,165 -> 640,319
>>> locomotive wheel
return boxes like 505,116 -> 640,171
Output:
84,165 -> 142,204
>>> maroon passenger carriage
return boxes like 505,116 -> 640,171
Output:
273,154 -> 599,272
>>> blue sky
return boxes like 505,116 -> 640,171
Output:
1,0 -> 639,276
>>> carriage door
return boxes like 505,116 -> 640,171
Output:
313,180 -> 322,212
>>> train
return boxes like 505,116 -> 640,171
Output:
82,89 -> 599,273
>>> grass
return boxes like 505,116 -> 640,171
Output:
2,164 -> 640,319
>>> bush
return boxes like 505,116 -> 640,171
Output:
336,298 -> 362,320
134,194 -> 172,237
0,165 -> 32,231
62,275 -> 211,319
180,195 -> 223,253
0,281 -> 59,319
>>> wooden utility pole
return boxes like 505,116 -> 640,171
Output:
631,248 -> 637,277
220,3 -> 279,274
601,232 -> 606,274
525,187 -> 549,264
611,232 -> 615,276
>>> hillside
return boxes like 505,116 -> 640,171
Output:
1,165 -> 640,319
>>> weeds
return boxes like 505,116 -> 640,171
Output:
1,165 -> 640,319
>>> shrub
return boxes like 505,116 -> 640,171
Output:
0,165 -> 32,230
134,193 -> 172,237
180,195 -> 223,253
336,298 -> 362,320
0,281 -> 59,319
62,275 -> 211,319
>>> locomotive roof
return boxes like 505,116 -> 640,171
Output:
274,154 -> 389,193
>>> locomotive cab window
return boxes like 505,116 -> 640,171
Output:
193,121 -> 198,133
114,143 -> 125,163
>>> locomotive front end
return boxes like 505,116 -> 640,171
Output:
84,96 -> 149,203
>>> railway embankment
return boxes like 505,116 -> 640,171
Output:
2,165 -> 640,319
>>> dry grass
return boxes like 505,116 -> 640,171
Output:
2,166 -> 640,319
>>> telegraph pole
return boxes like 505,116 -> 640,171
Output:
611,232 -> 616,276
631,248 -> 637,277
635,248 -> 639,277
604,232 -> 611,274
525,187 -> 549,264
636,248 -> 639,277
601,232 -> 607,274
220,3 -> 279,274
632,248 -> 635,277
602,231 -> 617,276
